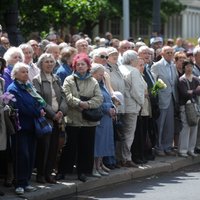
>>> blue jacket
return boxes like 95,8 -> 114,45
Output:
7,80 -> 43,132
56,63 -> 73,85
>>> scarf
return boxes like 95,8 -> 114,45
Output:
16,80 -> 46,107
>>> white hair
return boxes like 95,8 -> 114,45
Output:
3,47 -> 24,64
91,47 -> 108,59
11,62 -> 29,80
19,43 -> 34,54
193,47 -> 200,56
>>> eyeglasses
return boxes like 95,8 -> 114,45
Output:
99,55 -> 108,59
166,51 -> 173,55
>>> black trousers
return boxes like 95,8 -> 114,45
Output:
58,126 -> 96,176
36,123 -> 59,178
131,116 -> 149,161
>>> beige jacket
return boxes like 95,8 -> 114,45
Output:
63,73 -> 103,127
124,67 -> 145,114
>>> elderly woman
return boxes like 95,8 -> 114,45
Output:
131,57 -> 150,164
56,46 -> 77,85
19,43 -> 40,82
119,50 -> 145,167
90,63 -> 116,177
104,47 -> 125,169
57,53 -> 103,182
3,47 -> 24,90
32,53 -> 68,184
178,59 -> 200,157
44,43 -> 61,73
7,62 -> 46,195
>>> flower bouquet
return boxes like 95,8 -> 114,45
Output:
0,92 -> 21,132
151,78 -> 167,97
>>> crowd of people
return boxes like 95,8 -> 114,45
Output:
1,22 -> 200,196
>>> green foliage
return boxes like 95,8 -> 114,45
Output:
0,0 -> 186,39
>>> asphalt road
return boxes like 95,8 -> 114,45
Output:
62,164 -> 200,200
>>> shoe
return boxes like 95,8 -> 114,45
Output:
105,164 -> 115,170
78,174 -> 88,182
133,158 -> 148,164
97,168 -> 109,176
165,151 -> 176,156
36,175 -> 46,184
188,151 -> 198,157
4,180 -> 13,187
178,153 -> 188,158
155,151 -> 166,156
55,173 -> 65,180
15,187 -> 24,195
45,176 -> 57,184
101,164 -> 111,172
92,169 -> 102,177
194,147 -> 200,154
122,161 -> 138,168
145,154 -> 155,161
0,190 -> 4,196
24,185 -> 37,192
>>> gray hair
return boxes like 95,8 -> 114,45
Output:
3,47 -> 24,64
19,43 -> 34,54
193,47 -> 200,56
37,53 -> 56,69
44,43 -> 59,53
11,62 -> 29,80
90,63 -> 105,74
121,50 -> 138,65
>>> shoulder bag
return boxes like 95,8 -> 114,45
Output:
184,79 -> 200,126
74,77 -> 103,122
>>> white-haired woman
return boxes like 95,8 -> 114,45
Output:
90,63 -> 116,177
19,43 -> 40,82
32,53 -> 68,184
3,47 -> 24,90
7,62 -> 46,195
119,50 -> 145,167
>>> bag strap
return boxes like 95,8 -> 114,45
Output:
185,78 -> 191,90
74,76 -> 80,92
185,78 -> 196,103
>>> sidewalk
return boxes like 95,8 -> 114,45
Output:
1,155 -> 200,200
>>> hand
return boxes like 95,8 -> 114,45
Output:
54,111 -> 63,121
187,90 -> 193,95
79,101 -> 90,110
40,109 -> 46,117
109,107 -> 116,118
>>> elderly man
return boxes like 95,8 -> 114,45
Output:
151,46 -> 178,156
75,38 -> 89,54
118,40 -> 131,65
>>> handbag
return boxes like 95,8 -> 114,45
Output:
74,77 -> 103,122
34,116 -> 52,137
184,79 -> 200,126
185,101 -> 198,126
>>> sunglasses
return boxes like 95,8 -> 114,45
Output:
99,55 -> 108,59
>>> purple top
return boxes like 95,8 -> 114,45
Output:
3,65 -> 13,91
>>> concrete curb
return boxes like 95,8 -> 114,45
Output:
1,156 -> 200,200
